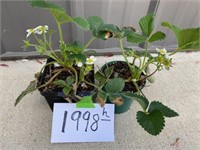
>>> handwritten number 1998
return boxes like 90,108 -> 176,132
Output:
62,111 -> 99,133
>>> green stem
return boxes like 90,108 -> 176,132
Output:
37,69 -> 64,89
133,81 -> 146,97
70,67 -> 78,94
142,41 -> 149,67
119,39 -> 135,75
84,80 -> 100,91
84,37 -> 96,49
169,48 -> 179,56
56,20 -> 63,43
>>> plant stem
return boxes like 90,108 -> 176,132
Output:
37,69 -> 64,89
56,20 -> 63,42
119,39 -> 135,75
142,41 -> 149,67
84,80 -> 100,91
70,67 -> 78,94
133,81 -> 146,97
138,68 -> 158,82
169,48 -> 179,56
84,37 -> 96,49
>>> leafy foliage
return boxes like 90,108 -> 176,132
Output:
127,32 -> 147,44
148,101 -> 179,117
105,78 -> 125,93
88,16 -> 104,37
162,22 -> 199,51
177,28 -> 200,50
148,31 -> 166,43
28,0 -> 72,24
15,80 -> 37,106
122,92 -> 149,110
139,14 -> 154,36
137,110 -> 165,135
72,17 -> 90,31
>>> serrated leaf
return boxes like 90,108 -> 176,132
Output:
62,86 -> 72,95
104,66 -> 114,78
76,96 -> 95,108
139,14 -> 154,36
88,16 -> 104,36
68,54 -> 86,63
137,110 -> 165,135
121,92 -> 149,110
72,17 -> 90,31
161,21 -> 181,38
105,78 -> 125,93
148,31 -> 166,43
98,24 -> 122,38
148,101 -> 179,117
66,76 -> 74,85
177,28 -> 200,51
54,79 -> 67,87
95,71 -> 107,88
127,32 -> 147,44
15,80 -> 37,106
28,0 -> 72,24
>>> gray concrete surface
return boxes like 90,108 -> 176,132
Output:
0,52 -> 200,150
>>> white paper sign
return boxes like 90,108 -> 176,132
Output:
51,103 -> 115,143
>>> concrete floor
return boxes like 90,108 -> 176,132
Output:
0,52 -> 200,150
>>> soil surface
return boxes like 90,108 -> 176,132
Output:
102,61 -> 146,92
39,61 -> 94,93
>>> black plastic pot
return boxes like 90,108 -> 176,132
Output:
38,58 -> 94,111
100,61 -> 146,114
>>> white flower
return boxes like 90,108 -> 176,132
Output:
156,48 -> 167,55
164,53 -> 169,60
34,25 -> 48,35
86,56 -> 97,65
26,28 -> 35,38
77,62 -> 83,67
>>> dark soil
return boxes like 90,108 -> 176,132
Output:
38,60 -> 94,94
101,61 -> 146,92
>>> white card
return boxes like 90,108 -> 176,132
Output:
51,103 -> 115,143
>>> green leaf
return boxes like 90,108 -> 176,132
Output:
148,31 -> 166,43
177,28 -> 200,51
15,80 -> 37,106
161,21 -> 181,38
28,0 -> 72,24
88,16 -> 104,36
54,80 -> 67,87
139,14 -> 154,36
122,93 -> 149,110
68,54 -> 86,63
137,110 -> 165,135
104,66 -> 114,78
98,24 -> 122,38
148,101 -> 179,117
72,17 -> 90,31
66,76 -> 74,85
105,78 -> 125,93
108,93 -> 121,101
62,86 -> 72,95
127,32 -> 147,44
108,93 -> 124,106
95,71 -> 107,88
134,51 -> 152,57
35,46 -> 45,54
76,96 -> 95,108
